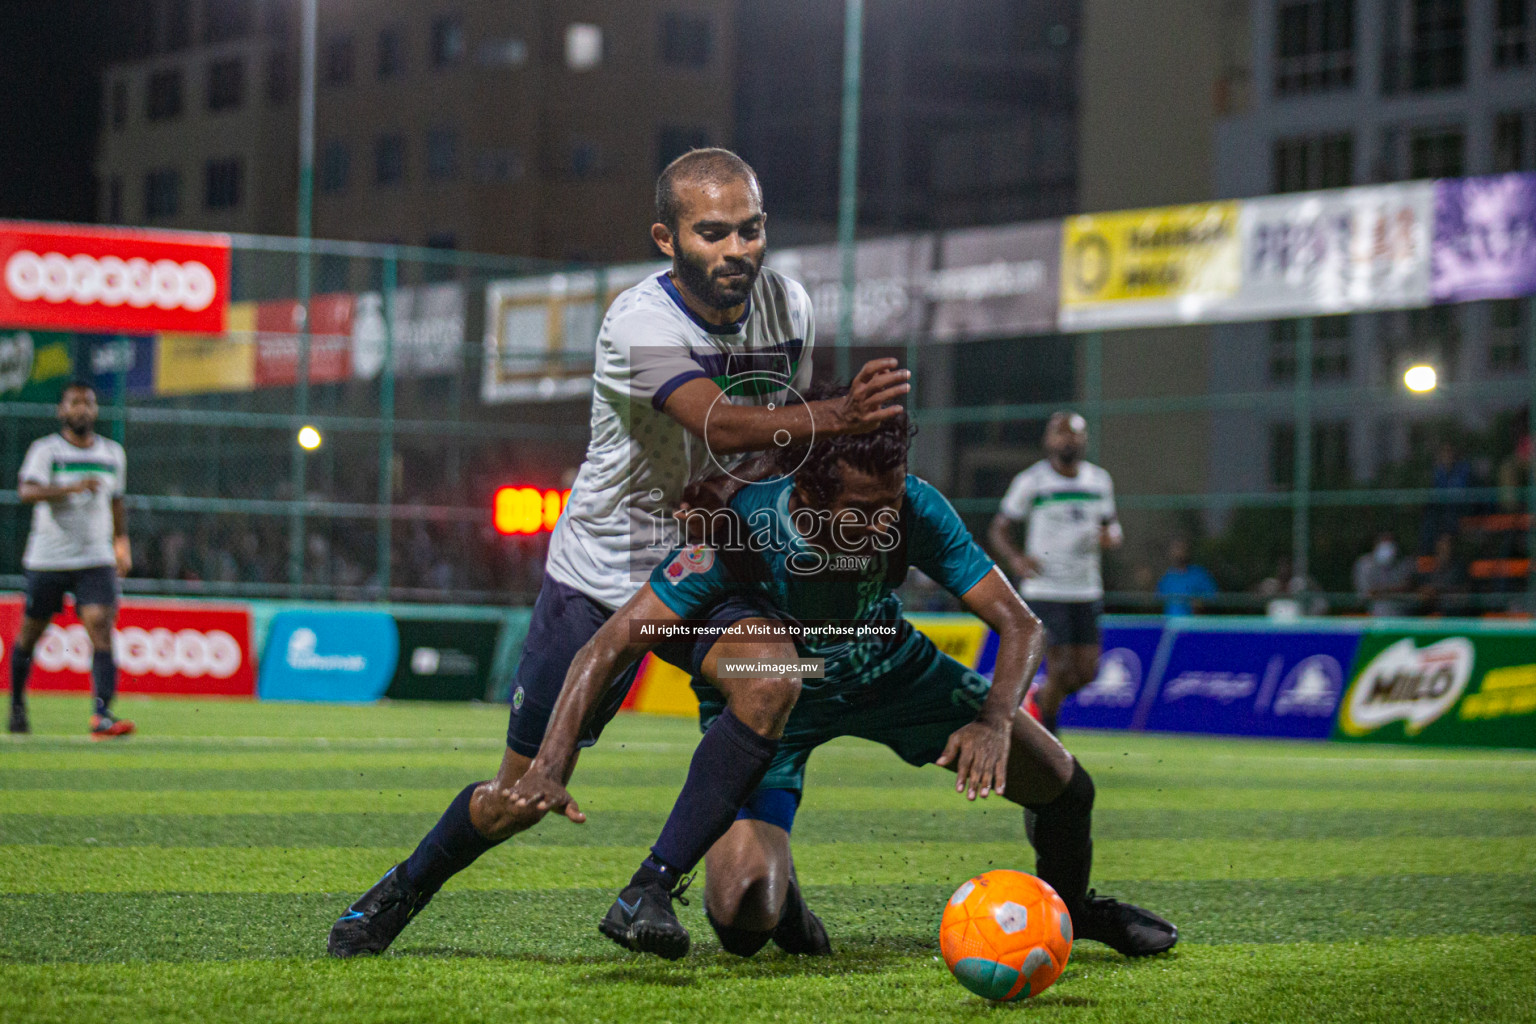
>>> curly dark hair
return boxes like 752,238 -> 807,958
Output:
775,382 -> 915,505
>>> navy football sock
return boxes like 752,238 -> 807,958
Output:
91,649 -> 117,717
642,708 -> 779,881
1025,761 -> 1095,917
402,782 -> 502,895
9,646 -> 31,708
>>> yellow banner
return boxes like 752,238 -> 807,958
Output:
1060,202 -> 1241,327
155,301 -> 256,395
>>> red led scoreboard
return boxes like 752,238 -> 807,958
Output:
493,487 -> 572,535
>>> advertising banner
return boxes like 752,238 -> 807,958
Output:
0,329 -> 74,400
770,235 -> 936,344
384,617 -> 500,701
254,293 -> 353,386
927,221 -> 1061,341
1059,202 -> 1241,329
0,595 -> 254,696
482,264 -> 658,403
89,333 -> 156,398
0,221 -> 230,335
353,283 -> 465,381
155,300 -> 255,395
1057,624 -> 1167,732
1228,182 -> 1433,319
1140,627 -> 1361,739
1432,173 -> 1536,303
257,610 -> 398,702
1335,625 -> 1536,749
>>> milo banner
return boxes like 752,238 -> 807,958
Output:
1058,202 -> 1241,329
1335,625 -> 1536,749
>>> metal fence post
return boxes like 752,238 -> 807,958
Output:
377,252 -> 397,598
835,0 -> 864,382
1292,317 -> 1314,581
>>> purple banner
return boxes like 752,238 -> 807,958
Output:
1432,173 -> 1536,302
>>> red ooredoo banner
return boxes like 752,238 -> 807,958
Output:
0,221 -> 231,335
0,595 -> 255,697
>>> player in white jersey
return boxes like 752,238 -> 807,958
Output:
988,412 -> 1121,734
9,382 -> 135,738
329,148 -> 910,957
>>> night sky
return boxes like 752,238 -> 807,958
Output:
0,1 -> 114,223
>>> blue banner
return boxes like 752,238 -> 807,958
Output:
1057,624 -> 1167,731
1138,627 -> 1361,739
90,334 -> 156,398
258,610 -> 399,702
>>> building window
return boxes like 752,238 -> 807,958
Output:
1489,299 -> 1526,371
146,68 -> 183,121
472,147 -> 524,183
324,34 -> 355,85
1494,0 -> 1532,67
204,158 -> 242,210
375,134 -> 406,185
378,27 -> 404,78
144,169 -> 181,219
426,128 -> 459,181
320,140 -> 350,193
1272,134 -> 1353,192
660,11 -> 712,67
565,23 -> 603,70
477,36 -> 528,67
167,0 -> 192,50
110,80 -> 128,129
568,141 -> 600,178
264,0 -> 294,39
1408,126 -> 1464,177
206,58 -> 245,111
657,126 -> 710,174
1494,112 -> 1530,172
432,16 -> 465,67
1384,305 -> 1460,380
426,231 -> 457,250
1270,420 -> 1352,488
1274,0 -> 1355,94
204,0 -> 253,43
266,49 -> 291,104
1268,317 -> 1352,383
106,176 -> 124,222
1384,0 -> 1466,92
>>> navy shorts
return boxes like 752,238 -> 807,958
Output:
24,566 -> 118,620
504,575 -> 700,759
1032,599 -> 1102,648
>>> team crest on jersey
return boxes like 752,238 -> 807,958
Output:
664,544 -> 715,584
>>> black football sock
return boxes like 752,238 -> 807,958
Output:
9,646 -> 31,708
707,910 -> 772,957
402,782 -> 502,895
91,649 -> 117,717
640,708 -> 779,883
771,872 -> 825,953
1024,760 -> 1095,918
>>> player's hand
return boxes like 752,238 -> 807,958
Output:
510,765 -> 586,824
114,537 -> 132,578
936,720 -> 1011,801
73,478 -> 103,494
826,358 -> 910,435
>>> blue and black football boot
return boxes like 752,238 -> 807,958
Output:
599,872 -> 694,960
327,864 -> 433,958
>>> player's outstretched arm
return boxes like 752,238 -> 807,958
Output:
511,585 -> 680,823
18,478 -> 99,503
936,568 -> 1045,800
986,513 -> 1038,580
662,357 -> 910,456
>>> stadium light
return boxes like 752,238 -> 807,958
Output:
297,425 -> 322,450
1404,364 -> 1438,393
494,487 -> 572,535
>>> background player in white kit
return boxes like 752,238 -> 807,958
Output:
9,381 -> 135,738
988,412 -> 1121,734
328,148 -> 910,957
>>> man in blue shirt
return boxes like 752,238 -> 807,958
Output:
1156,537 -> 1217,616
511,392 -> 1177,964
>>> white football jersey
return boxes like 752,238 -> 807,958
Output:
546,267 -> 815,610
997,460 -> 1117,602
19,432 -> 126,571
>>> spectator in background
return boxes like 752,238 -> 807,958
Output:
1157,537 -> 1217,616
1423,442 -> 1472,552
1255,555 -> 1326,618
1353,532 -> 1413,616
1417,533 -> 1468,617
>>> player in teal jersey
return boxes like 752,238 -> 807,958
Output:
512,389 -> 1177,962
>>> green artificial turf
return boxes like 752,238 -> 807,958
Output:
2,694 -> 1533,1023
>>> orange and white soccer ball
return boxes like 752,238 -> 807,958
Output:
939,869 -> 1073,1001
